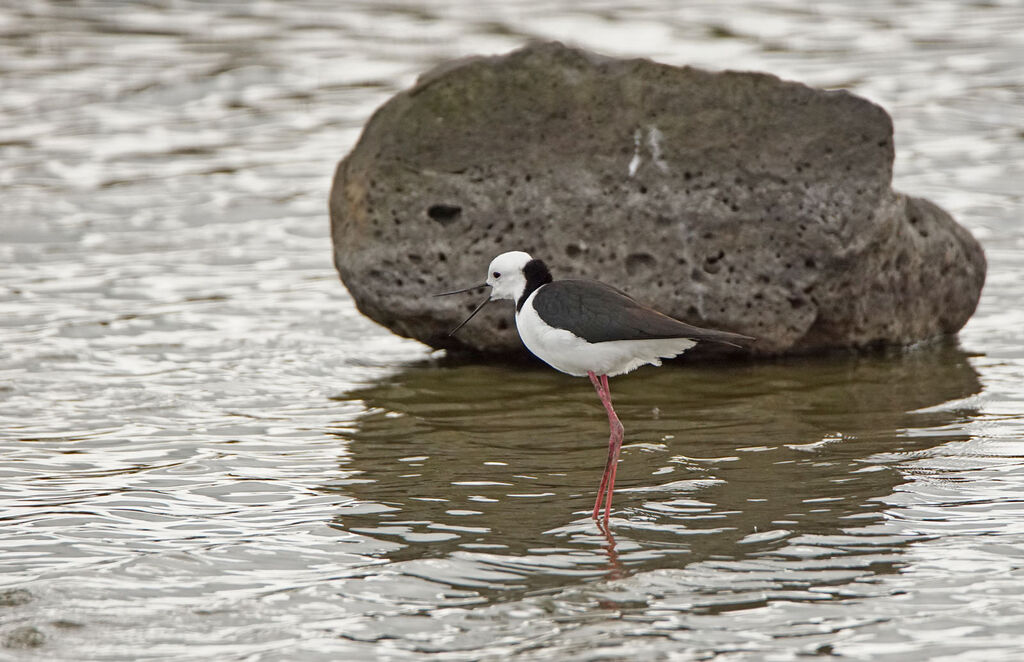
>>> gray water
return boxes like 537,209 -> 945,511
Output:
2,1 -> 1023,660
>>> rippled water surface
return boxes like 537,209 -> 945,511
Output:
2,1 -> 1024,660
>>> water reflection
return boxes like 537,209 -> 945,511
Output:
325,343 -> 981,596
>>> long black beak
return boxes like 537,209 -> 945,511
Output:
434,283 -> 487,297
447,296 -> 490,335
434,283 -> 490,336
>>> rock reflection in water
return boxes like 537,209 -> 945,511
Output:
324,342 -> 980,595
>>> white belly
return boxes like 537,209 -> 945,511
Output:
515,292 -> 697,377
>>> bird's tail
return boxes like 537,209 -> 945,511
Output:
680,325 -> 756,349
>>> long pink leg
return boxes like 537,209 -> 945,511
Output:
588,371 -> 625,522
588,372 -> 613,517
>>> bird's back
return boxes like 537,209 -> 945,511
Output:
530,279 -> 751,347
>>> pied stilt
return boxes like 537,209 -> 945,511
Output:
438,251 -> 753,523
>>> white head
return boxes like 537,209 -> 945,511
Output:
485,251 -> 533,302
437,250 -> 552,336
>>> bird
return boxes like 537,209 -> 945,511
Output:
436,251 -> 753,524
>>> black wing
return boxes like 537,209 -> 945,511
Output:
531,279 -> 753,346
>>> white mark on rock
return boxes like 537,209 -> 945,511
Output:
628,126 -> 669,177
648,126 -> 670,173
628,128 -> 642,177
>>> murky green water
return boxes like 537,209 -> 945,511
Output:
2,1 -> 1023,660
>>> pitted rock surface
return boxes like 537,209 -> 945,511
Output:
330,42 -> 985,357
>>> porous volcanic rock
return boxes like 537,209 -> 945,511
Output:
330,41 -> 985,357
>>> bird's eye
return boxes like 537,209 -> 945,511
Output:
492,271 -> 501,279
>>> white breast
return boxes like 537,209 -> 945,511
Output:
515,290 -> 697,378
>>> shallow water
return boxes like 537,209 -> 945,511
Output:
2,1 -> 1024,660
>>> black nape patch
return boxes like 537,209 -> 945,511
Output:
517,259 -> 553,311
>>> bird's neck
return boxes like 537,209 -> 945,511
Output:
516,259 -> 553,311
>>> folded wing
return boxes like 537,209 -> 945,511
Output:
531,279 -> 754,346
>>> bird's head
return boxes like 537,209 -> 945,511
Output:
484,250 -> 533,302
434,251 -> 538,336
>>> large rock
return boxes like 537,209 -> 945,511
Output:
330,42 -> 985,357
